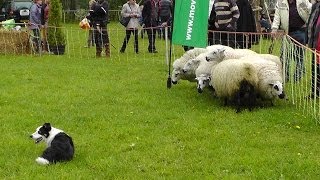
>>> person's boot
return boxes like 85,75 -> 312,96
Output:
105,43 -> 110,58
96,47 -> 102,58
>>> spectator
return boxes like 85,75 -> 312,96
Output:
208,3 -> 216,46
236,0 -> 257,48
29,0 -> 43,53
120,0 -> 141,54
85,0 -> 96,48
142,0 -> 158,53
271,0 -> 312,82
87,0 -> 110,58
41,0 -> 49,51
306,0 -> 320,98
158,0 -> 172,40
212,0 -> 240,48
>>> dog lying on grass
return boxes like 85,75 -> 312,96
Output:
30,123 -> 74,165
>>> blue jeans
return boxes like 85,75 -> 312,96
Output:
282,29 -> 306,82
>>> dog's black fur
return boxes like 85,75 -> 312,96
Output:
30,123 -> 74,165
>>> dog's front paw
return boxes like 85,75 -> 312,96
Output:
36,157 -> 50,165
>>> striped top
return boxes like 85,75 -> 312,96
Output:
214,0 -> 240,31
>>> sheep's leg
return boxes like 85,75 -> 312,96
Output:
270,100 -> 274,106
223,98 -> 228,106
235,93 -> 241,113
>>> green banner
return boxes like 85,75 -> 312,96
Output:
172,0 -> 209,48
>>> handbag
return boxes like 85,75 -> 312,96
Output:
119,3 -> 132,27
119,16 -> 131,27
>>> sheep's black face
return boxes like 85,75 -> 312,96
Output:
171,70 -> 180,84
269,81 -> 285,99
196,76 -> 210,93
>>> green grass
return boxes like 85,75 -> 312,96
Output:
0,23 -> 320,179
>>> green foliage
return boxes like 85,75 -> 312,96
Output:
48,0 -> 66,46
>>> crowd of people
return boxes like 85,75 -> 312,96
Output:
29,0 -> 49,53
27,0 -> 320,98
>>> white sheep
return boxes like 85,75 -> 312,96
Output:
194,60 -> 220,93
171,48 -> 207,84
246,58 -> 285,104
182,48 -> 226,74
211,58 -> 259,100
210,58 -> 259,112
229,57 -> 285,105
205,48 -> 257,62
241,54 -> 282,71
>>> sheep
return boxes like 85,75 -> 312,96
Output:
246,59 -> 285,105
195,74 -> 212,93
240,54 -> 282,71
194,60 -> 220,93
171,48 -> 207,84
206,44 -> 234,52
229,57 -> 285,105
210,58 -> 259,111
234,80 -> 256,113
182,47 -> 229,74
205,48 -> 257,62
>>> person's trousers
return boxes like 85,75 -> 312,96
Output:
146,26 -> 156,52
94,25 -> 109,49
32,28 -> 41,53
87,29 -> 95,47
284,29 -> 306,82
311,54 -> 320,95
213,30 -> 237,48
120,29 -> 138,53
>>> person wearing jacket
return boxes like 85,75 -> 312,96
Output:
158,0 -> 172,40
85,0 -> 96,48
142,0 -> 158,53
305,0 -> 320,98
212,0 -> 240,48
29,0 -> 43,53
271,0 -> 312,82
236,0 -> 257,48
41,0 -> 49,51
120,0 -> 141,54
87,0 -> 110,58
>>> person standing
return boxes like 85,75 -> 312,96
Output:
306,0 -> 320,98
41,0 -> 49,51
142,0 -> 158,53
85,0 -> 96,48
236,0 -> 257,48
87,0 -> 110,58
120,0 -> 141,54
158,0 -> 172,40
271,0 -> 311,82
212,0 -> 240,48
29,0 -> 43,53
208,2 -> 216,46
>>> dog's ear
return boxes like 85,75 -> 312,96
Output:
43,123 -> 52,131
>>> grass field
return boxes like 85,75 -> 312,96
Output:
0,23 -> 319,179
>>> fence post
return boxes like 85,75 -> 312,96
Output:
165,26 -> 169,65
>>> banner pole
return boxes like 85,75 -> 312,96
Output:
167,0 -> 175,89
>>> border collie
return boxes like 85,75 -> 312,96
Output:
30,123 -> 74,165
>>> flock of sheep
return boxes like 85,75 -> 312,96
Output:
171,45 -> 286,113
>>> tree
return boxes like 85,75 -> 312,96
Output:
47,0 -> 66,54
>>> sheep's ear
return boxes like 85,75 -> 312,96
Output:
195,77 -> 198,80
194,58 -> 200,62
218,48 -> 225,53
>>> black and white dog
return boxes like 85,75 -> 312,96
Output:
30,123 -> 74,165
